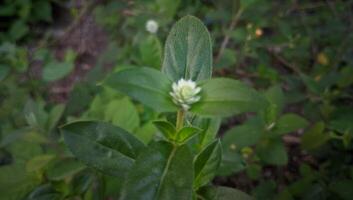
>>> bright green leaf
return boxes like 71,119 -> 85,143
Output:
192,78 -> 268,117
104,97 -> 140,132
153,120 -> 176,140
162,15 -> 212,82
176,126 -> 200,143
103,67 -> 177,112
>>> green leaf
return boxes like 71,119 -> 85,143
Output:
32,0 -> 52,22
46,157 -> 86,181
257,139 -> 288,166
46,104 -> 65,132
156,0 -> 180,19
264,85 -> 285,121
62,121 -> 145,178
176,126 -> 200,143
273,113 -> 308,135
301,122 -> 328,150
42,61 -> 74,82
0,164 -> 40,200
135,121 -> 158,144
194,140 -> 222,189
26,154 -> 55,172
192,78 -> 268,117
329,180 -> 353,200
26,184 -> 62,200
222,117 -> 264,150
104,97 -> 140,132
153,120 -> 176,140
9,20 -> 29,41
103,67 -> 177,112
192,117 -> 221,149
0,65 -> 10,81
121,141 -> 194,200
246,164 -> 262,180
140,35 -> 162,69
198,186 -> 253,200
162,15 -> 212,82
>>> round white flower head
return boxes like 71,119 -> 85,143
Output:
169,78 -> 201,111
145,20 -> 158,34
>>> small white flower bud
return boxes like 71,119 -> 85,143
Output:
145,20 -> 159,34
169,78 -> 201,111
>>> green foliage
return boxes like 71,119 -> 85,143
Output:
162,15 -> 212,82
61,121 -> 145,178
1,1 -> 353,199
103,67 -> 177,112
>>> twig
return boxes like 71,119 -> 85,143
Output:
215,7 -> 244,62
266,47 -> 302,74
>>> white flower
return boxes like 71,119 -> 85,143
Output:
145,20 -> 159,33
169,78 -> 201,110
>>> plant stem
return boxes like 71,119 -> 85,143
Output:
176,110 -> 185,131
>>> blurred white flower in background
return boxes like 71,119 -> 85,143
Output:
145,19 -> 159,33
170,79 -> 201,111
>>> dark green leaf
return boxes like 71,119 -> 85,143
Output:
329,180 -> 353,200
194,140 -> 222,189
257,139 -> 288,165
103,67 -> 177,112
273,113 -> 308,135
42,61 -> 74,82
264,85 -> 285,120
222,117 -> 264,149
121,141 -> 194,200
62,121 -> 145,178
301,122 -> 328,150
191,78 -> 268,117
0,65 -> 10,81
162,15 -> 212,81
46,157 -> 86,181
198,186 -> 253,200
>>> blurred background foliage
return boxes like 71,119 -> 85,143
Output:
0,0 -> 353,199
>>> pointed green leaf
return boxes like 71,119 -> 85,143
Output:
153,120 -> 176,140
192,117 -> 221,149
194,140 -> 222,189
121,141 -> 194,200
162,15 -> 212,81
61,121 -> 145,178
191,78 -> 268,117
176,126 -> 201,143
103,67 -> 177,112
140,35 -> 162,69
